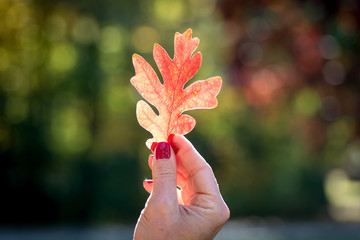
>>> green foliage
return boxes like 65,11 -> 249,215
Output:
1,0 -> 359,224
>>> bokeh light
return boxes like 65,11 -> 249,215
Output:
131,26 -> 160,53
0,0 -> 360,234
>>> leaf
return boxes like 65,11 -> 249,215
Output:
130,29 -> 222,148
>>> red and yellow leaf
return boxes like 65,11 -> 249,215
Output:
130,29 -> 222,148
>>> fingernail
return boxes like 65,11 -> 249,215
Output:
156,142 -> 171,160
167,134 -> 179,154
143,179 -> 153,184
150,142 -> 158,152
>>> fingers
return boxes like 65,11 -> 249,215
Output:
148,153 -> 187,188
143,179 -> 153,193
150,142 -> 178,204
143,172 -> 186,194
148,154 -> 153,170
143,179 -> 185,205
168,134 -> 220,195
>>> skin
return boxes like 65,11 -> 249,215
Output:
134,134 -> 230,240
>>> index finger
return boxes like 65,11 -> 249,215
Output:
168,134 -> 220,195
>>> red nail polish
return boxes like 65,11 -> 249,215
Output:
156,142 -> 171,159
167,134 -> 179,154
150,142 -> 158,152
143,179 -> 153,184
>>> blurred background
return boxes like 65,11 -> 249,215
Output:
0,0 -> 360,238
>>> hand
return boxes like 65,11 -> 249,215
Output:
134,134 -> 230,240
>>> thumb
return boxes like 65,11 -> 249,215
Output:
151,142 -> 177,202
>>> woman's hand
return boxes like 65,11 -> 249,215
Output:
134,134 -> 230,240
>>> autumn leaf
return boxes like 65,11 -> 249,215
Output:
130,29 -> 222,148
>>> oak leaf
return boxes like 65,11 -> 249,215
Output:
130,29 -> 222,148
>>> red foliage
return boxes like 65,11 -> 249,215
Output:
131,29 -> 222,148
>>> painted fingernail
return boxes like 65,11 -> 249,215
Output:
167,134 -> 179,154
156,142 -> 171,160
150,142 -> 158,152
143,179 -> 153,184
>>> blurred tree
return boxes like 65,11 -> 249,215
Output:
215,0 -> 360,218
0,0 -> 359,224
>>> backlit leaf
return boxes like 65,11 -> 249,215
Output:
130,29 -> 222,148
